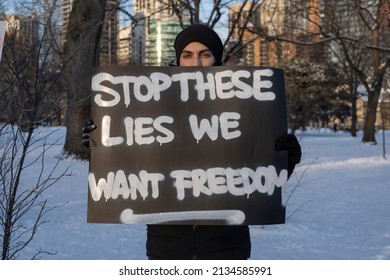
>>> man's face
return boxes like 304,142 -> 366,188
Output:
179,42 -> 216,67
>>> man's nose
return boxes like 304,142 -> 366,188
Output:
192,56 -> 202,66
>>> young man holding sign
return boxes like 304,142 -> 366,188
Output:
83,24 -> 301,260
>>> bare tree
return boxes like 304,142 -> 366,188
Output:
0,0 -> 72,259
236,0 -> 390,142
62,0 -> 106,159
349,0 -> 390,143
289,1 -> 389,142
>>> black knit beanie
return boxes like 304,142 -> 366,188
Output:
174,24 -> 223,66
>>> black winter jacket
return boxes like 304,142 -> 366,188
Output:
146,224 -> 251,260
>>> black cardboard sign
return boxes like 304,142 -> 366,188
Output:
87,66 -> 287,225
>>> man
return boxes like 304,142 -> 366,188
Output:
146,24 -> 301,260
83,24 -> 301,260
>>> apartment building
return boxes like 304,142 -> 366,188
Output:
228,0 -> 326,66
118,26 -> 131,66
132,0 -> 190,66
3,14 -> 39,47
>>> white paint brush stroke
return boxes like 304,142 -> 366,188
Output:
120,209 -> 245,225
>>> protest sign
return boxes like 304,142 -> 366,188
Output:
87,66 -> 288,225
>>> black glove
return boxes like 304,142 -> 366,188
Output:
275,134 -> 302,178
82,119 -> 97,148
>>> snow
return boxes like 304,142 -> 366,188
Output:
14,127 -> 390,260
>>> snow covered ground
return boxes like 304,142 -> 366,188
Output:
13,127 -> 390,260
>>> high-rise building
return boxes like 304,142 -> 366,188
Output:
132,0 -> 190,66
228,2 -> 263,66
118,26 -> 131,66
4,14 -> 39,48
61,0 -> 119,66
228,0 -> 326,66
99,0 -> 119,66
60,0 -> 72,47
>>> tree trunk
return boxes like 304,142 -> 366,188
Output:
63,0 -> 106,159
362,88 -> 381,144
350,93 -> 357,137
361,28 -> 383,144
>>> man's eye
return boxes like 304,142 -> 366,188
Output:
202,52 -> 212,57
